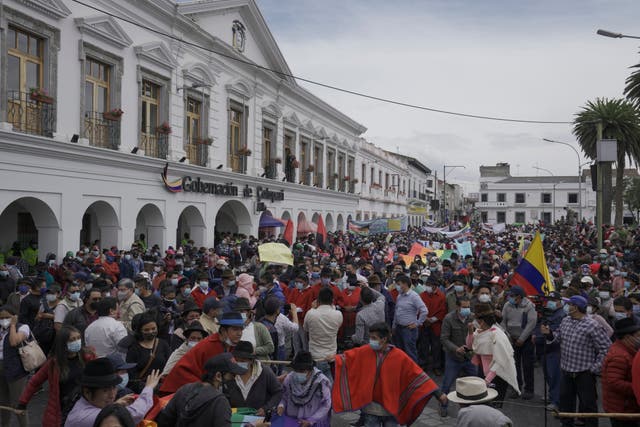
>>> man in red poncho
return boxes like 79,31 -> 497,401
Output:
333,322 -> 448,425
159,311 -> 244,394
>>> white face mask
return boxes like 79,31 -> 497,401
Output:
478,294 -> 491,303
0,319 -> 11,329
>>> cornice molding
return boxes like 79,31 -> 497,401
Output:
135,41 -> 179,71
75,15 -> 133,49
15,0 -> 71,19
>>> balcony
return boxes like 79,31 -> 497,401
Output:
6,90 -> 56,138
139,132 -> 169,160
263,160 -> 278,180
476,201 -> 508,208
84,111 -> 120,150
313,172 -> 323,188
301,171 -> 312,186
185,142 -> 209,167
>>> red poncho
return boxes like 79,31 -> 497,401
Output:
333,345 -> 439,425
159,334 -> 226,393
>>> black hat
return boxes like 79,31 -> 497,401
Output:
182,301 -> 202,316
204,352 -> 248,376
232,297 -> 252,311
290,351 -> 314,371
80,358 -> 122,388
614,317 -> 640,339
232,341 -> 256,360
183,321 -> 209,338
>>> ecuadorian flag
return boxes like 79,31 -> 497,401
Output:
511,232 -> 554,295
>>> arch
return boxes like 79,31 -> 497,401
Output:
281,210 -> 292,222
261,101 -> 283,119
347,214 -> 352,228
296,211 -> 313,236
135,203 -> 165,250
311,212 -> 320,224
364,213 -> 370,221
356,213 -> 362,221
80,201 -> 119,249
177,205 -> 206,247
226,78 -> 254,99
258,210 -> 279,240
215,200 -> 252,238
325,213 -> 334,232
0,197 -> 59,262
182,62 -> 216,86
336,214 -> 345,231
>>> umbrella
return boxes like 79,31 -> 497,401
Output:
259,214 -> 286,228
258,243 -> 294,266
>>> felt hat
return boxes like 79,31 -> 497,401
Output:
614,317 -> 640,339
232,341 -> 256,360
182,301 -> 202,315
80,358 -> 122,388
290,351 -> 314,371
447,376 -> 498,404
233,297 -> 252,311
183,321 -> 209,338
204,353 -> 248,376
218,311 -> 245,327
367,274 -> 381,285
221,269 -> 235,280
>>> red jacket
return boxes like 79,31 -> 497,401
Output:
160,333 -> 227,393
288,287 -> 315,326
419,289 -> 446,335
191,288 -> 217,309
19,358 -> 62,427
602,340 -> 640,414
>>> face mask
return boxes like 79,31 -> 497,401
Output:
472,279 -> 480,287
124,254 -> 132,261
508,296 -> 517,306
0,319 -> 11,329
258,285 -> 267,293
84,283 -> 93,292
321,278 -> 331,286
18,286 -> 29,295
460,307 -> 471,317
227,280 -> 236,287
295,282 -> 304,290
624,281 -> 631,289
563,304 -> 571,315
67,339 -> 82,353
48,260 -> 55,267
0,271 -> 8,278
117,291 -> 129,301
293,372 -> 308,384
143,332 -> 157,341
240,313 -> 248,322
472,320 -> 481,330
369,339 -> 382,350
171,278 -> 179,286
614,311 -> 628,321
546,301 -> 557,310
199,281 -> 209,290
633,305 -> 640,314
187,340 -> 198,348
330,262 -> 337,268
134,288 -> 141,296
164,299 -> 175,307
154,266 -> 161,273
454,285 -> 464,293
224,338 -> 233,347
183,288 -> 192,297
46,294 -> 57,302
92,251 -> 99,257
586,306 -> 593,314
184,267 -> 192,272
424,285 -> 433,294
236,362 -> 249,370
69,292 -> 81,301
621,272 -> 628,278
117,373 -> 129,390
598,291 -> 610,300
478,294 -> 491,303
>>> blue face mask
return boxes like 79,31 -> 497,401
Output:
66,339 -> 82,353
633,305 -> 640,314
614,311 -> 627,321
293,372 -> 308,384
459,307 -> 471,318
18,285 -> 29,295
117,373 -> 129,390
369,339 -> 382,350
454,285 -> 464,293
624,281 -> 631,289
508,296 -> 517,306
547,301 -> 557,311
472,279 -> 480,287
321,278 -> 331,286
563,304 -> 571,315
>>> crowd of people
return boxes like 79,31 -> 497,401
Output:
0,219 -> 639,427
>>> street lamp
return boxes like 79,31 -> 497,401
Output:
443,165 -> 465,223
533,166 -> 556,223
542,138 -> 584,221
597,29 -> 640,40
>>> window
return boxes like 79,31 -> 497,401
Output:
378,170 -> 383,185
361,163 -> 366,184
541,193 -> 552,204
370,167 -> 374,185
427,179 -> 433,188
497,193 -> 506,202
515,193 -> 525,203
515,212 -> 525,223
481,211 -> 488,223
284,131 -> 295,183
568,193 -> 578,204
263,125 -> 275,178
481,193 -> 488,202
313,142 -> 322,186
541,212 -> 551,224
139,79 -> 166,159
497,211 -> 506,223
229,103 -> 246,173
186,97 -> 202,143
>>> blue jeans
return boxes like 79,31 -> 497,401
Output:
395,326 -> 419,363
441,352 -> 478,406
363,414 -> 398,427
316,360 -> 333,384
544,351 -> 561,406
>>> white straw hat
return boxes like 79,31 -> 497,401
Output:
446,376 -> 498,404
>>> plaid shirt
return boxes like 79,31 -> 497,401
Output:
548,314 -> 611,374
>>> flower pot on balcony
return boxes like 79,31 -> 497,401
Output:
29,94 -> 54,104
103,112 -> 122,121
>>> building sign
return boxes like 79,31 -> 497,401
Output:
161,164 -> 284,202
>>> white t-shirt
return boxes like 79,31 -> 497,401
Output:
0,325 -> 30,360
303,305 -> 343,361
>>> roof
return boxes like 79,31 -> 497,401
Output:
496,176 -> 584,184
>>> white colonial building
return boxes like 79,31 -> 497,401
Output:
477,163 -> 595,224
0,0 -> 436,261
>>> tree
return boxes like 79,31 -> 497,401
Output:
624,176 -> 640,223
573,98 -> 640,226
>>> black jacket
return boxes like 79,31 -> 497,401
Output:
156,382 -> 231,427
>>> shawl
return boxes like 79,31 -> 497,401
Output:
332,345 -> 438,425
288,368 -> 326,407
472,326 -> 520,394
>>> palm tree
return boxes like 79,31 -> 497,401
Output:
573,98 -> 640,226
624,59 -> 640,101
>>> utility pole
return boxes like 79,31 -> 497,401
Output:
596,121 -> 604,250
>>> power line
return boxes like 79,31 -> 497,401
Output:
70,0 -> 572,125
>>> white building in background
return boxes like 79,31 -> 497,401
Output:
477,163 -> 595,224
0,0 -> 435,260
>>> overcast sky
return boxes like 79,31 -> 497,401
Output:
255,0 -> 640,192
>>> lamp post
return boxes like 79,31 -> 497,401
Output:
597,29 -> 640,40
443,165 -> 465,223
542,138 -> 584,221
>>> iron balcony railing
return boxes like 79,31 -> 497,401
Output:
84,111 -> 120,150
314,172 -> 323,187
7,90 -> 56,137
185,142 -> 209,167
139,132 -> 169,159
263,160 -> 278,179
